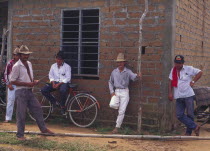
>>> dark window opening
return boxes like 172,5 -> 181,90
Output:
62,9 -> 99,79
141,46 -> 146,54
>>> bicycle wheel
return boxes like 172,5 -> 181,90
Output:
68,93 -> 98,127
0,96 -> 6,106
28,92 -> 52,121
194,105 -> 210,126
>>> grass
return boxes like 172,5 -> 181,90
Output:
94,123 -> 136,135
0,132 -> 108,151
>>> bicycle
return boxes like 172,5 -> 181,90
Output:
194,86 -> 210,126
0,74 -> 6,107
28,83 -> 100,128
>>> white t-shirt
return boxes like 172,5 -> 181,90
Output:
169,65 -> 201,99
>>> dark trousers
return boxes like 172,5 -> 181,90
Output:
16,89 -> 47,138
41,82 -> 68,107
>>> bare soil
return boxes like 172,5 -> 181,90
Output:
1,122 -> 210,151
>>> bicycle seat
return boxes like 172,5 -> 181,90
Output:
68,83 -> 78,88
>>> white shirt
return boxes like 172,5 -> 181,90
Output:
10,59 -> 34,90
169,65 -> 201,99
49,62 -> 71,83
109,67 -> 137,94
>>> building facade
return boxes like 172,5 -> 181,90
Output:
0,0 -> 210,132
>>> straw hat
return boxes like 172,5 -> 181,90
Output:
19,45 -> 33,54
116,53 -> 126,62
13,47 -> 19,55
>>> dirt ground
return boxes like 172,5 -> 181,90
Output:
1,122 -> 210,151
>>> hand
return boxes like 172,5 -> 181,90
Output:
111,93 -> 115,98
190,81 -> 195,87
168,93 -> 173,101
7,84 -> 14,90
34,80 -> 40,85
137,72 -> 142,79
54,83 -> 62,89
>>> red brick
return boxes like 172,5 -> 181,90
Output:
115,19 -> 127,25
115,12 -> 127,18
127,19 -> 139,25
122,41 -> 135,47
102,20 -> 114,26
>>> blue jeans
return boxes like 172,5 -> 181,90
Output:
176,96 -> 197,135
41,82 -> 68,107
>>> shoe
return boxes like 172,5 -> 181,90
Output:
17,137 -> 26,141
41,128 -> 54,135
52,102 -> 57,108
194,125 -> 200,136
61,108 -> 66,115
3,120 -> 9,123
184,133 -> 191,136
112,127 -> 119,134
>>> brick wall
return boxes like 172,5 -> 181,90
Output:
175,0 -> 210,86
10,0 -> 176,131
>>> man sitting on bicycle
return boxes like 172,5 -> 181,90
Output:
41,51 -> 71,115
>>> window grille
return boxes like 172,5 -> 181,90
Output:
62,9 -> 99,78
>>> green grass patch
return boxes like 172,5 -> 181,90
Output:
0,132 -> 108,151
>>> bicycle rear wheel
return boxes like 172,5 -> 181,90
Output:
68,94 -> 98,127
28,92 -> 52,121
194,105 -> 210,126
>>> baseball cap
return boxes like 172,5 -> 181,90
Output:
174,55 -> 185,63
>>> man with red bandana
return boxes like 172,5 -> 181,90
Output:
168,55 -> 202,136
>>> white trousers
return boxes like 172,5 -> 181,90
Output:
5,85 -> 16,121
110,88 -> 129,128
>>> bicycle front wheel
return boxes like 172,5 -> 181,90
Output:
68,94 -> 98,127
28,93 -> 52,121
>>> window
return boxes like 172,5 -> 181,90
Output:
62,9 -> 99,78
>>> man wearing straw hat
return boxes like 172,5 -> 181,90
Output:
109,53 -> 142,134
10,45 -> 54,140
3,47 -> 20,123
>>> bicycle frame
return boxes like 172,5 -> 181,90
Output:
65,87 -> 100,111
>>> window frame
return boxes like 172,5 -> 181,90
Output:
61,8 -> 100,78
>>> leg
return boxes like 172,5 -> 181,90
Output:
41,84 -> 56,104
27,90 -> 47,132
5,86 -> 16,121
176,97 -> 197,135
186,97 -> 195,135
115,89 -> 129,128
59,83 -> 68,107
16,89 -> 28,138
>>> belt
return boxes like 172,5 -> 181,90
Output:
116,88 -> 127,89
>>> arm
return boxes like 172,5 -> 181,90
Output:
128,69 -> 142,81
49,65 -> 55,83
190,71 -> 202,87
11,80 -> 38,87
10,65 -> 38,87
108,73 -> 115,97
4,63 -> 14,90
62,64 -> 71,83
168,79 -> 174,101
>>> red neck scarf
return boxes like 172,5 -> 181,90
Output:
171,67 -> 178,87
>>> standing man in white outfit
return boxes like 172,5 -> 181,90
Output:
108,53 -> 142,134
3,47 -> 20,123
